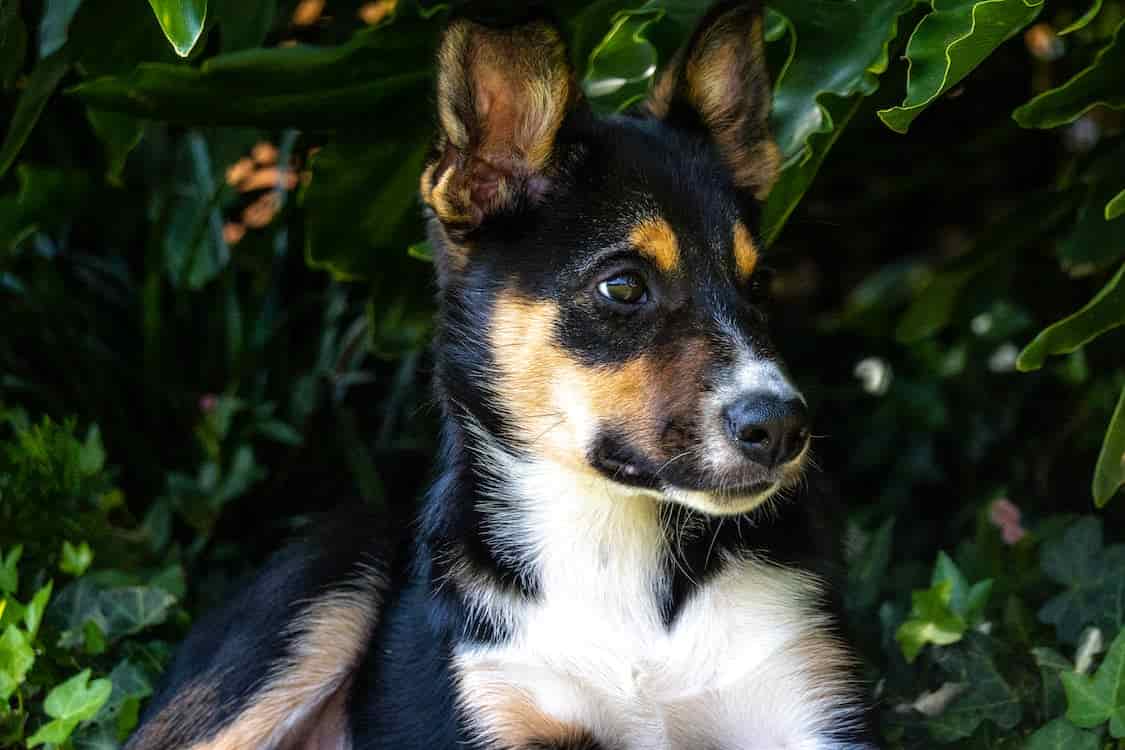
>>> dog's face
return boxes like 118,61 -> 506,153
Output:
423,2 -> 808,516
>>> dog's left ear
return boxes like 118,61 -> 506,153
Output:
643,0 -> 779,200
422,17 -> 581,239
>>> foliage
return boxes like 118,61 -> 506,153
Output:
1,0 -> 1124,748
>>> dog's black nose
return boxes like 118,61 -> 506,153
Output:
723,394 -> 810,468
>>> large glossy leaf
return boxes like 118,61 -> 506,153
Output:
1014,18 -> 1125,128
38,0 -> 84,58
770,0 -> 912,163
1057,144 -> 1125,272
762,95 -> 861,245
147,0 -> 208,57
1017,261 -> 1125,371
1094,386 -> 1125,506
1108,188 -> 1125,220
70,3 -> 443,128
0,50 -> 70,180
302,137 -> 431,280
879,0 -> 1044,133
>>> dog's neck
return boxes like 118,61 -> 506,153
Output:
418,409 -> 764,639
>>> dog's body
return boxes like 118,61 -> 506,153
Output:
129,3 -> 878,748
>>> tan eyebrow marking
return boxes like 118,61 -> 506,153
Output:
630,217 -> 680,273
733,221 -> 759,281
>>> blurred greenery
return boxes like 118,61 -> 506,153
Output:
1,0 -> 1124,747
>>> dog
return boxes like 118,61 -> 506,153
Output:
127,2 -> 877,748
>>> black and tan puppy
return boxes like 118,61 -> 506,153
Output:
129,2 -> 877,748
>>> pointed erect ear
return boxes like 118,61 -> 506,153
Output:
421,18 -> 581,237
644,0 -> 780,200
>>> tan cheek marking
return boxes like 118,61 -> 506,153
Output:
490,292 -> 659,467
630,217 -> 680,274
733,221 -> 759,281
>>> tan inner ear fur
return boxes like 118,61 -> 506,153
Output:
732,221 -> 759,281
489,291 -> 710,468
630,217 -> 681,274
424,19 -> 574,234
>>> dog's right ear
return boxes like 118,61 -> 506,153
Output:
421,18 -> 580,247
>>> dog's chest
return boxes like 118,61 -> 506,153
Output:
454,553 -> 855,750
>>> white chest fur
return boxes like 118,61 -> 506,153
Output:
453,461 -> 863,750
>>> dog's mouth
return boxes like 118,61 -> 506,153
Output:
589,434 -> 793,512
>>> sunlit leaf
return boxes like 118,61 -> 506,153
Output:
1017,261 -> 1125,370
0,624 -> 35,702
146,0 -> 208,58
1093,386 -> 1125,506
897,580 -> 967,663
1062,628 -> 1125,736
1107,188 -> 1125,221
28,669 -> 112,747
1014,18 -> 1125,128
879,0 -> 1044,133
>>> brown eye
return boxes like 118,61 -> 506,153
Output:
598,272 -> 649,305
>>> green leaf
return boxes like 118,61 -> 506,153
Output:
147,0 -> 208,57
845,517 -> 895,612
1062,628 -> 1125,736
61,541 -> 94,577
0,545 -> 20,595
24,581 -> 53,639
1093,386 -> 1125,506
70,6 -> 442,128
302,136 -> 431,280
0,624 -> 35,702
50,582 -> 176,646
1059,0 -> 1103,35
1017,261 -> 1125,371
1057,142 -> 1125,272
927,633 -> 1022,741
1108,188 -> 1125,221
1023,718 -> 1099,750
1014,18 -> 1125,128
211,0 -> 275,51
583,8 -> 664,112
39,0 -> 84,58
770,0 -> 913,162
86,108 -> 144,186
1038,517 -> 1125,642
0,49 -> 70,180
879,0 -> 1044,133
896,580 -> 968,663
28,669 -> 112,747
762,95 -> 862,246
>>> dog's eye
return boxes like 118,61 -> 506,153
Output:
598,272 -> 649,305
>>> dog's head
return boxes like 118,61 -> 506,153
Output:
423,1 -> 808,516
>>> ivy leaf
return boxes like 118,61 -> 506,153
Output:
146,0 -> 208,58
897,580 -> 968,663
50,581 -> 176,647
1013,18 -> 1125,129
1038,517 -> 1125,642
1062,628 -> 1125,736
27,669 -> 112,748
878,0 -> 1044,133
61,541 -> 94,577
0,624 -> 35,702
24,581 -> 53,639
844,517 -> 895,612
932,551 -> 993,623
1093,386 -> 1125,507
1023,718 -> 1099,750
927,633 -> 1022,741
1017,261 -> 1125,371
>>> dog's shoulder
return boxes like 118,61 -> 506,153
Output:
127,508 -> 401,750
